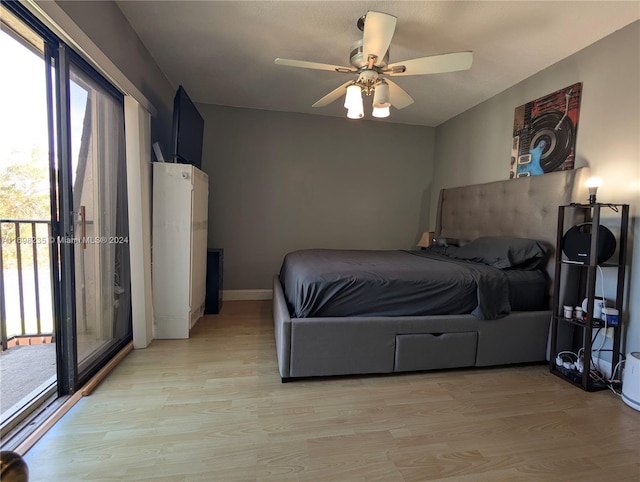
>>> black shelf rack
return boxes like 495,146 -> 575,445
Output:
549,203 -> 629,391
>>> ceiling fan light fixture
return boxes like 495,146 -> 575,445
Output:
344,84 -> 363,109
373,81 -> 390,108
347,108 -> 364,119
275,11 -> 473,120
345,84 -> 364,119
372,106 -> 390,118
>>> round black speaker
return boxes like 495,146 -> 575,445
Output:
562,223 -> 616,264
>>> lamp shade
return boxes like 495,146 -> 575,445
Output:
344,85 -> 363,109
344,84 -> 364,119
347,106 -> 364,119
373,81 -> 390,108
372,106 -> 390,118
417,231 -> 435,248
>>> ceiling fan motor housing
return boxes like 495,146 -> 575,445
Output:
350,39 -> 389,69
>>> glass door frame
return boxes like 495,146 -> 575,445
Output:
0,2 -> 60,442
2,0 -> 132,401
54,40 -> 79,395
63,47 -> 132,389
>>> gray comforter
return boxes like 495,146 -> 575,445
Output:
279,249 -> 512,320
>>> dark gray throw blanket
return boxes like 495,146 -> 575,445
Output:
279,249 -> 511,320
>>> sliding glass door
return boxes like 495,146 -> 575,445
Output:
67,59 -> 131,378
0,1 -> 132,445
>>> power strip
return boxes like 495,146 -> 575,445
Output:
556,354 -> 579,372
555,363 -> 583,383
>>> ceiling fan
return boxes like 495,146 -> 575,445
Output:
274,11 -> 473,119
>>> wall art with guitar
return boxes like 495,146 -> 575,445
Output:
511,83 -> 582,178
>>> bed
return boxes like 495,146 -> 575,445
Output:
272,168 -> 588,381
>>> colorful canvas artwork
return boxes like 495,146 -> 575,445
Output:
510,83 -> 582,178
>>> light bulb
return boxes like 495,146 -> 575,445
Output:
585,177 -> 602,204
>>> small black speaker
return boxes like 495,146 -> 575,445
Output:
205,249 -> 223,314
562,223 -> 616,264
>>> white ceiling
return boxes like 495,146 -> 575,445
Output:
116,1 -> 639,127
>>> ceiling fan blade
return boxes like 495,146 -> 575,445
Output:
386,51 -> 473,76
312,81 -> 354,107
275,58 -> 353,73
385,79 -> 414,109
362,11 -> 397,67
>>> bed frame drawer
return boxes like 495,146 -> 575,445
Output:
394,332 -> 478,372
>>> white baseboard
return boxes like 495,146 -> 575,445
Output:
222,289 -> 272,301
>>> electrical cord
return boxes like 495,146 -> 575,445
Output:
557,350 -> 578,361
592,265 -> 608,356
591,217 -> 624,395
555,350 -> 580,371
608,357 -> 626,396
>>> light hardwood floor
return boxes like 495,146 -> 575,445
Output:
23,301 -> 640,481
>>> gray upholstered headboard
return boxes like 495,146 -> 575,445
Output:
435,167 -> 589,281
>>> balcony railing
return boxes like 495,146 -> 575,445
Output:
0,219 -> 55,351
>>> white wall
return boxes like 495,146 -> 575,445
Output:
198,105 -> 435,290
432,21 -> 640,353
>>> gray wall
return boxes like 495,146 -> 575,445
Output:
56,1 -> 175,143
431,21 -> 640,353
52,1 -> 639,352
198,105 -> 435,290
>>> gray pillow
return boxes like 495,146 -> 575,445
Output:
447,236 -> 548,270
433,236 -> 467,247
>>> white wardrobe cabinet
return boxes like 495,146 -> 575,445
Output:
152,163 -> 208,338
